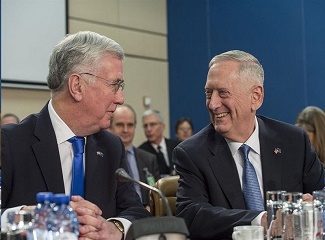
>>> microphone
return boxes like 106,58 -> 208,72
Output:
115,168 -> 189,240
116,168 -> 173,216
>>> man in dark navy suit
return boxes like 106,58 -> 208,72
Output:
1,31 -> 150,240
173,50 -> 324,239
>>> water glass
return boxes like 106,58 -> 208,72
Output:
232,225 -> 264,240
281,192 -> 303,240
266,190 -> 286,239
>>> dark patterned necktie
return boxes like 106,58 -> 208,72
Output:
239,144 -> 264,210
157,145 -> 170,175
68,136 -> 85,197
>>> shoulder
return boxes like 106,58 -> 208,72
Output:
165,138 -> 179,148
135,147 -> 156,158
177,124 -> 217,150
138,141 -> 152,149
94,130 -> 122,144
257,115 -> 303,135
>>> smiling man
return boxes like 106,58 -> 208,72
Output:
1,31 -> 151,240
173,50 -> 324,239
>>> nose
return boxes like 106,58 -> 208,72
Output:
114,89 -> 124,105
207,91 -> 222,111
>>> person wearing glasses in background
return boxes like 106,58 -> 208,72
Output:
295,106 -> 325,166
174,117 -> 194,142
173,50 -> 324,239
108,104 -> 160,210
1,31 -> 151,240
139,109 -> 179,178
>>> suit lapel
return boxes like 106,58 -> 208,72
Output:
134,147 -> 146,183
32,105 -> 65,193
84,135 -> 103,199
207,127 -> 246,209
258,118 -> 284,193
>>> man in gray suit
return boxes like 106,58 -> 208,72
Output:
108,104 -> 160,210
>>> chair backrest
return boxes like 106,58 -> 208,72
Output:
150,175 -> 179,216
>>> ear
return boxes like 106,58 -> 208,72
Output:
251,85 -> 264,111
68,74 -> 84,102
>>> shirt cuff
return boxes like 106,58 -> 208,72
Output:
251,211 -> 267,226
107,217 -> 131,240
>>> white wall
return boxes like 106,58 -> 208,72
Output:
1,0 -> 169,146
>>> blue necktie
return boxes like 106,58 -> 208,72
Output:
68,136 -> 85,197
239,144 -> 264,210
126,149 -> 142,200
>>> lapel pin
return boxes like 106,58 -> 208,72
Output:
97,151 -> 104,157
274,147 -> 282,154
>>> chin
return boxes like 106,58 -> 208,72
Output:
214,124 -> 230,135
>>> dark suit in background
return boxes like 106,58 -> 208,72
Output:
1,104 -> 150,221
139,138 -> 178,176
133,147 -> 160,205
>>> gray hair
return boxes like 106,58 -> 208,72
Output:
209,50 -> 264,85
47,31 -> 124,93
142,109 -> 164,123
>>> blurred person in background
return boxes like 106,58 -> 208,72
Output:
296,106 -> 325,165
108,104 -> 160,210
1,113 -> 20,125
175,117 -> 194,142
139,109 -> 178,177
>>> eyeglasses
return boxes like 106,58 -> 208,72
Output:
143,122 -> 161,129
79,72 -> 125,92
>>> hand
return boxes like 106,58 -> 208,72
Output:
69,196 -> 122,240
302,193 -> 313,202
79,215 -> 123,240
261,212 -> 268,234
21,205 -> 36,211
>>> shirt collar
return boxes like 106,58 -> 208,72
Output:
151,137 -> 167,151
225,117 -> 260,156
48,99 -> 75,144
126,145 -> 135,155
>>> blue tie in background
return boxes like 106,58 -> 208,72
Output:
68,136 -> 85,197
239,144 -> 264,210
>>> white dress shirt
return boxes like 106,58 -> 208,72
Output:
224,117 -> 266,226
48,99 -> 85,195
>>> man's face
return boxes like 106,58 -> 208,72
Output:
176,121 -> 193,141
110,106 -> 136,147
205,60 -> 263,142
143,114 -> 165,145
79,53 -> 124,132
1,116 -> 19,125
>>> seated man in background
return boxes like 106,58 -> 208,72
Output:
173,50 -> 324,239
1,31 -> 151,240
108,104 -> 160,210
139,109 -> 179,177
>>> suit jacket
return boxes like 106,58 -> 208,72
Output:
138,138 -> 178,175
1,104 -> 151,221
173,116 -> 324,239
133,147 -> 160,205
